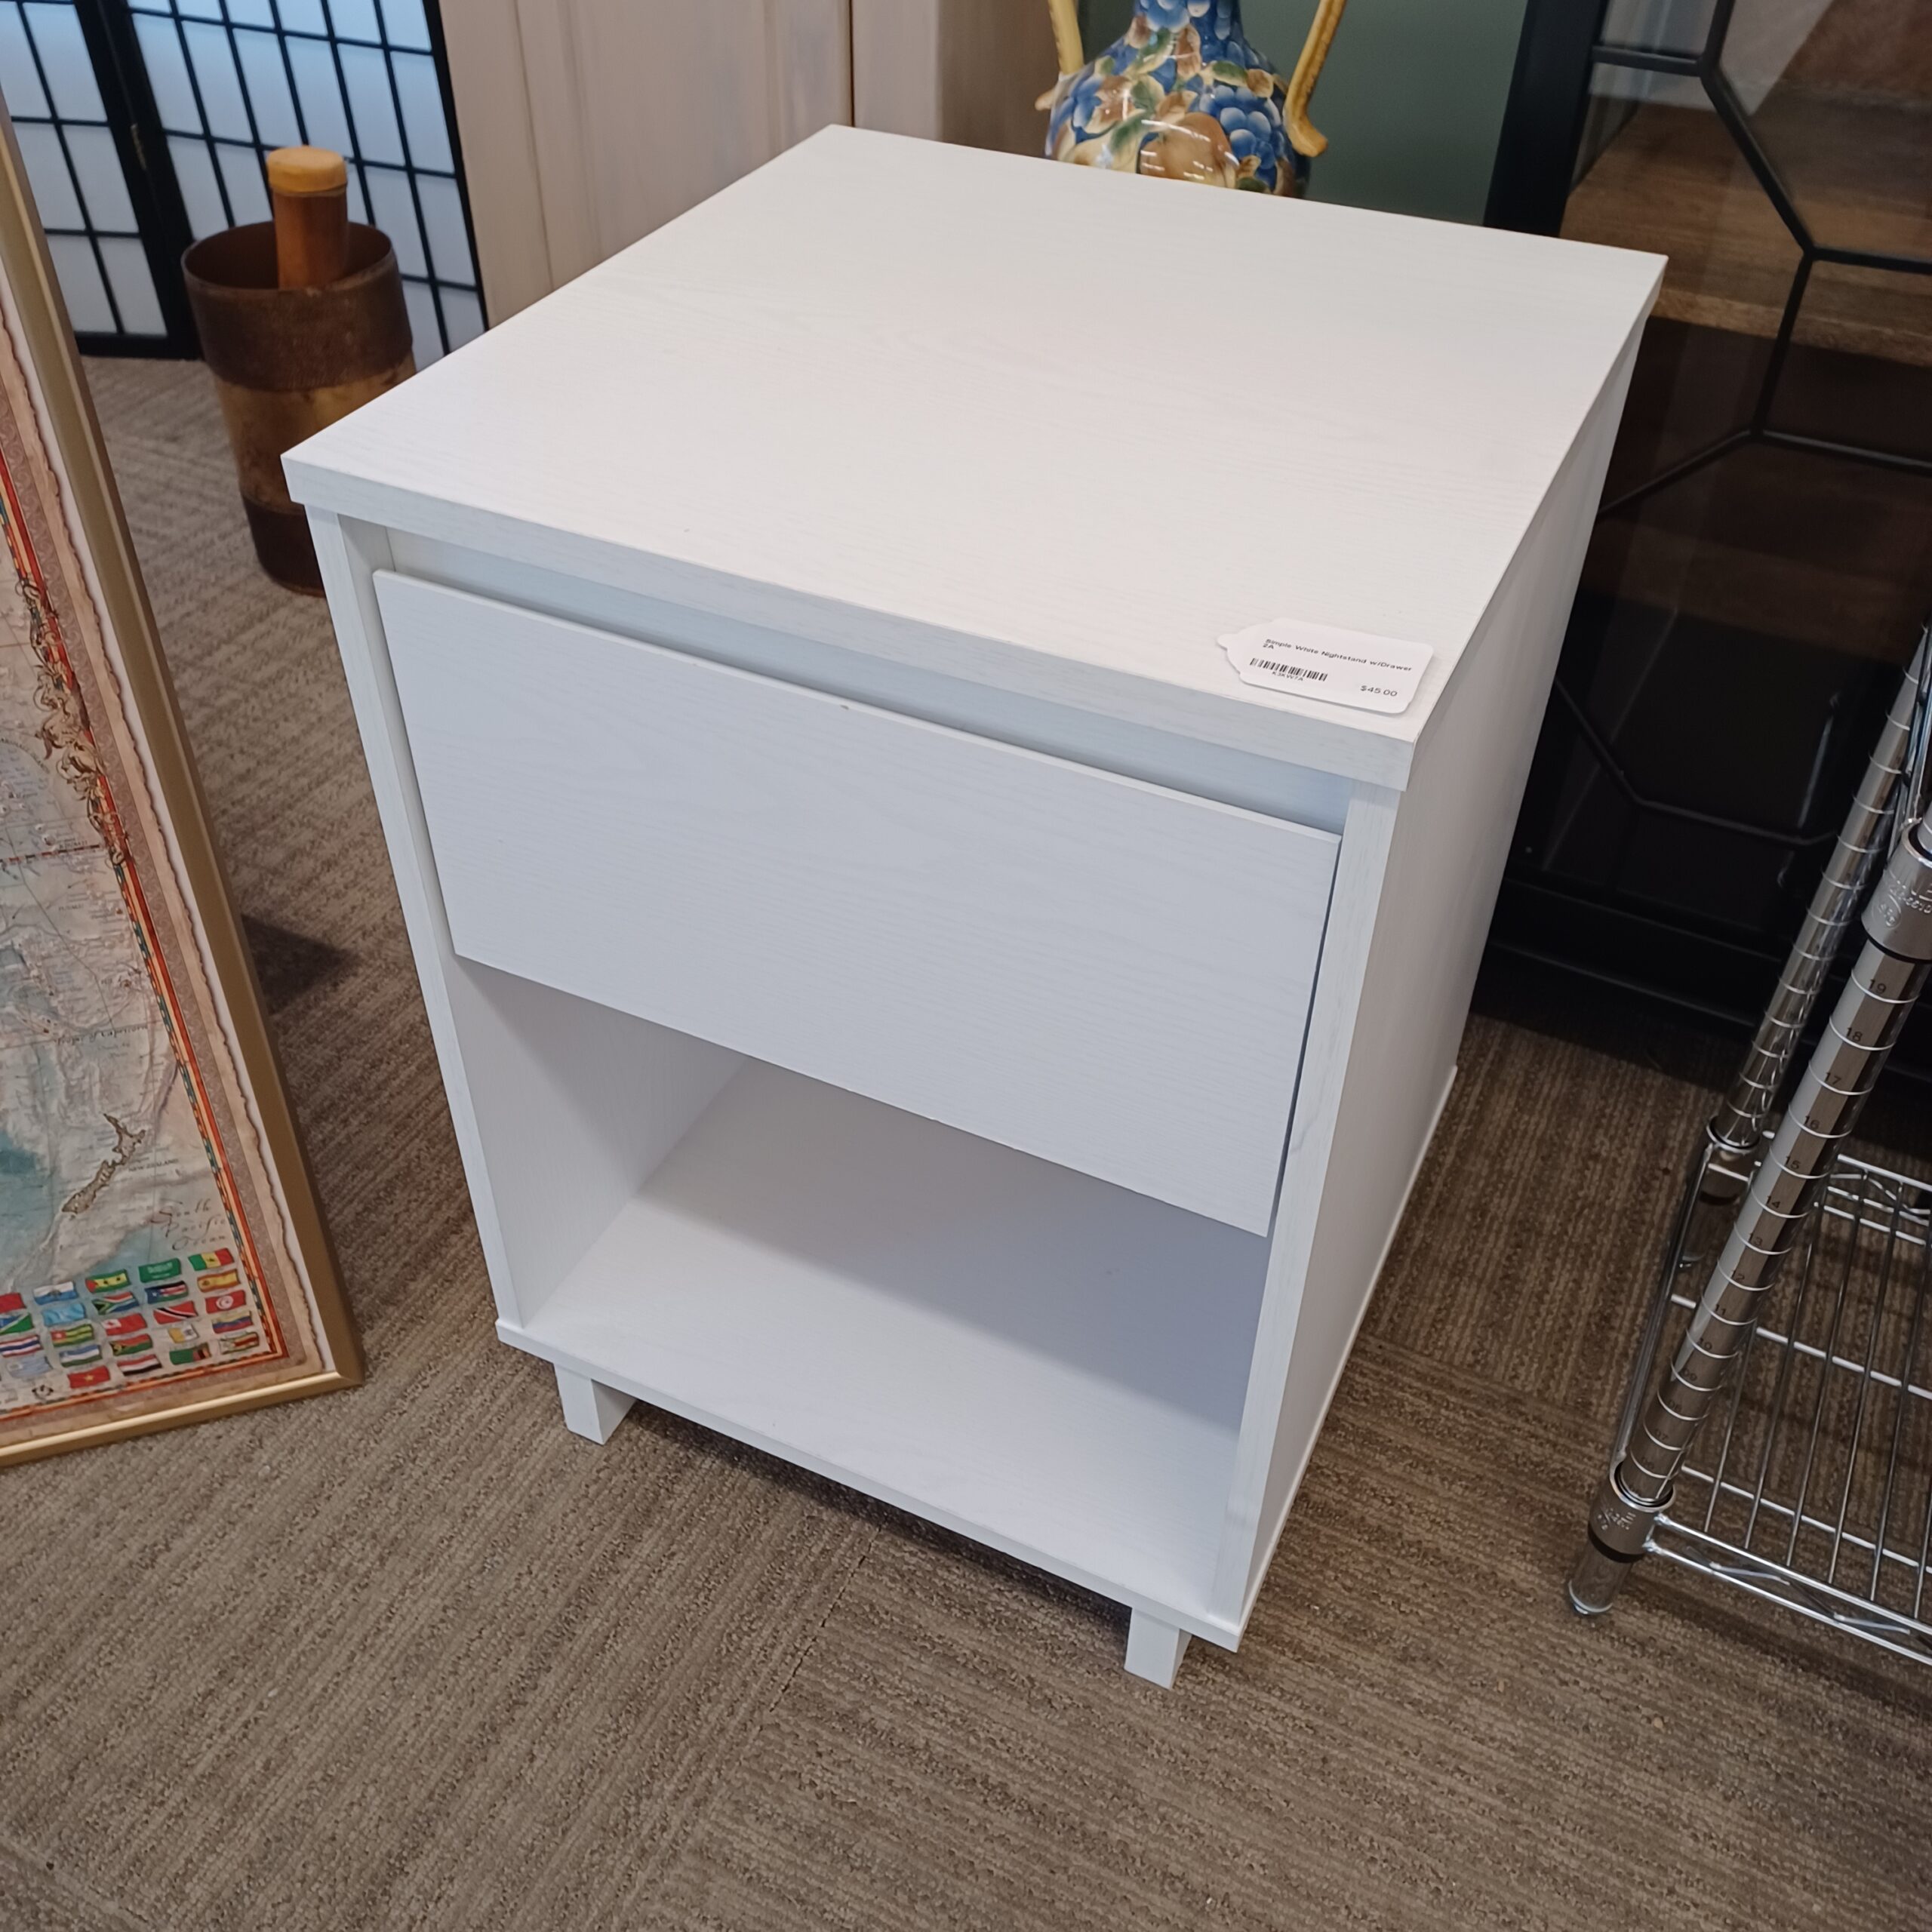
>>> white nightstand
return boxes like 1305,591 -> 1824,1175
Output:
290,128 -> 1659,1687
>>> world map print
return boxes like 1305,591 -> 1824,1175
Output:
0,435 -> 284,1423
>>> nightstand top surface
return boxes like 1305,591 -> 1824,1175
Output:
288,127 -> 1660,785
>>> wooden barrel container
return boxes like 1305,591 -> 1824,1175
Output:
183,223 -> 413,593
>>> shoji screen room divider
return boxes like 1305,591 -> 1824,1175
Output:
0,0 -> 481,358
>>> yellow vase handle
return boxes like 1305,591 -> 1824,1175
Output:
1284,0 -> 1349,158
1047,0 -> 1083,75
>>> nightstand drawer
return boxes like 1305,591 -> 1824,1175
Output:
377,573 -> 1337,1234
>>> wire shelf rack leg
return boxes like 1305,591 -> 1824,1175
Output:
1571,817 -> 1932,1617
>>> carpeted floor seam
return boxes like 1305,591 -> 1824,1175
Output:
762,1524 -> 884,1722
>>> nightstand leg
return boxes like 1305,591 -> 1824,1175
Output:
1124,1611 -> 1190,1688
555,1365 -> 632,1444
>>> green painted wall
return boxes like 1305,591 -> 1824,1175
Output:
1078,0 -> 1529,223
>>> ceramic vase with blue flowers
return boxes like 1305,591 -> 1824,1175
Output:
1041,0 -> 1349,195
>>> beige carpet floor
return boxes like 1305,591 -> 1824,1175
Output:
2,358 -> 1929,1931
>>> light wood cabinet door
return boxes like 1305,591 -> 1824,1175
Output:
441,0 -> 851,318
440,1 -> 1055,325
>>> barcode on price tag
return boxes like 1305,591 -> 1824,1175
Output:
1219,619 -> 1433,715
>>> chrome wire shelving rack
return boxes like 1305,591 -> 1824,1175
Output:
1619,1142 -> 1932,1665
1571,621 -> 1932,1661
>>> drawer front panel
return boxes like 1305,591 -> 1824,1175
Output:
377,573 -> 1338,1234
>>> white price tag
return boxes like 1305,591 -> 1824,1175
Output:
1220,619 -> 1433,715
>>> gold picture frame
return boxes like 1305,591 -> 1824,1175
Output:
0,109 -> 361,1466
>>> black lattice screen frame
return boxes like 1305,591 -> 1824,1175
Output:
2,0 -> 484,360
1,1 -> 198,351
122,0 -> 484,361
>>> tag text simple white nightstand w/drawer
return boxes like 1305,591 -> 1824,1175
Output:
290,128 -> 1660,1687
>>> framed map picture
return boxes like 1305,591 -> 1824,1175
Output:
0,115 -> 360,1465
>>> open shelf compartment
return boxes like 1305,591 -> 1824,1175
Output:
469,966 -> 1272,1638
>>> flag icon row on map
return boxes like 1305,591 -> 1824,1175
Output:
0,1249 -> 267,1409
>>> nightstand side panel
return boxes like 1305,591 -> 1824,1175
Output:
1217,323 -> 1647,1620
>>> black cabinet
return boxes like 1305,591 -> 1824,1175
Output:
1484,0 -> 1932,1074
